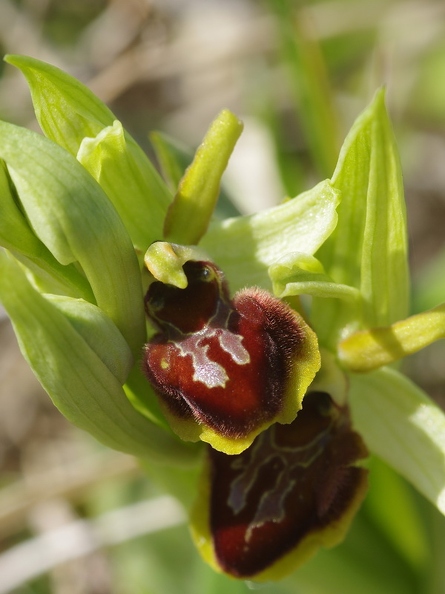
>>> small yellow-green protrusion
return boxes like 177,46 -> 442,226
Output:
338,302 -> 445,373
163,109 -> 243,245
144,242 -> 210,289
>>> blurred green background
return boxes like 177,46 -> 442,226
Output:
1,0 -> 445,592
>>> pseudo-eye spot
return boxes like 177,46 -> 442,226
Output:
143,257 -> 320,455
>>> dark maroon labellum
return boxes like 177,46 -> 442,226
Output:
207,391 -> 368,578
143,259 -> 317,450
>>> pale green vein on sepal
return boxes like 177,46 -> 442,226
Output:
0,120 -> 144,357
201,180 -> 340,292
270,252 -> 362,302
349,367 -> 445,515
78,120 -> 170,250
163,109 -> 243,245
0,251 -> 198,464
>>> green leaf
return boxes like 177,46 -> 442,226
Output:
45,294 -> 133,385
314,89 -> 409,347
0,160 -> 93,299
77,120 -> 169,250
267,0 -> 339,179
163,109 -> 243,245
4,54 -> 115,154
0,251 -> 197,464
0,120 -> 144,356
5,54 -> 172,241
201,180 -> 340,292
349,366 -> 445,516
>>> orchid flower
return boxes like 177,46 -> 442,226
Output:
1,55 -> 445,584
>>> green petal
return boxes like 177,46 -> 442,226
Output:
349,367 -> 445,514
77,120 -> 170,250
0,252 -> 196,464
163,109 -> 243,245
0,120 -> 144,356
339,302 -> 445,372
201,179 -> 340,292
314,90 -> 409,346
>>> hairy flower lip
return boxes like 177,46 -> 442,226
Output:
143,254 -> 321,455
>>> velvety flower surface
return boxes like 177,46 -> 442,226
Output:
143,250 -> 320,454
191,390 -> 368,580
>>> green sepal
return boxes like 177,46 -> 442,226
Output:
163,109 -> 243,245
0,120 -> 144,357
0,251 -> 197,465
349,366 -> 445,515
270,252 -> 362,302
201,180 -> 340,292
314,89 -> 409,346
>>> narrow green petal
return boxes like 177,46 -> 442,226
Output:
0,121 -> 144,356
339,302 -> 445,372
163,109 -> 243,245
349,367 -> 445,515
270,252 -> 362,302
201,180 -> 340,291
77,120 -> 170,250
0,252 -> 196,464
